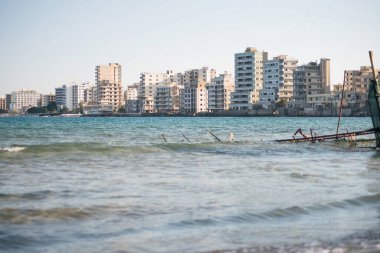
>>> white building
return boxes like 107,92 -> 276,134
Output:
9,89 -> 40,113
260,55 -> 298,108
180,67 -> 215,113
41,93 -> 56,107
231,47 -> 268,110
207,72 -> 234,112
55,82 -> 90,111
125,84 -> 139,101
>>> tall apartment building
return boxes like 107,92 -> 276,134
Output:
231,47 -> 268,110
5,94 -> 12,111
0,97 -> 6,111
139,70 -> 183,113
293,58 -> 330,107
259,55 -> 298,108
55,83 -> 89,111
207,72 -> 234,112
84,85 -> 97,105
9,89 -> 40,112
96,63 -> 123,110
125,83 -> 139,101
180,67 -> 215,113
341,66 -> 380,108
155,83 -> 181,113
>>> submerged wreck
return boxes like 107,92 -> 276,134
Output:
277,51 -> 380,149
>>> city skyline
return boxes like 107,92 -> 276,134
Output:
1,0 -> 380,95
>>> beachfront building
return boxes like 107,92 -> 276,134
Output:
293,58 -> 331,108
259,55 -> 298,108
96,63 -> 123,110
0,96 -> 6,111
231,47 -> 268,110
180,67 -> 215,113
9,89 -> 40,113
84,85 -> 97,105
341,66 -> 380,109
40,93 -> 56,107
125,83 -> 139,101
6,94 -> 12,111
139,70 -> 182,113
155,83 -> 181,113
55,83 -> 90,111
207,72 -> 234,112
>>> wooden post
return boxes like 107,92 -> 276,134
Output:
369,51 -> 377,81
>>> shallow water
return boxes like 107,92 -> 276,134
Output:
0,116 -> 379,253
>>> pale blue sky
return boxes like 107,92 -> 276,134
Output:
0,0 -> 379,95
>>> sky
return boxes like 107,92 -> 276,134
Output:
0,0 -> 380,95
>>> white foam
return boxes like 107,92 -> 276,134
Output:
0,147 -> 26,152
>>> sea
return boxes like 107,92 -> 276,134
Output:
0,116 -> 379,253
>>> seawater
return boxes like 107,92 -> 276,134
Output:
0,116 -> 379,253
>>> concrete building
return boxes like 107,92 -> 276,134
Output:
155,83 -> 181,113
207,72 -> 234,112
293,58 -> 331,108
9,89 -> 40,113
6,94 -> 12,110
260,55 -> 298,108
41,93 -> 56,107
96,63 -> 123,110
0,97 -> 6,111
231,47 -> 268,110
180,67 -> 215,113
84,85 -> 97,105
55,83 -> 89,111
125,84 -> 139,101
138,70 -> 184,113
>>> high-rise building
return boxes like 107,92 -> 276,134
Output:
180,67 -> 215,113
0,96 -> 6,111
155,83 -> 181,113
96,63 -> 123,110
5,94 -> 12,110
231,47 -> 268,110
259,55 -> 298,108
9,89 -> 40,112
207,72 -> 234,112
293,58 -> 330,107
55,83 -> 89,111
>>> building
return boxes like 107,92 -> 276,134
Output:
96,63 -> 123,110
41,93 -> 56,107
180,67 -> 215,113
231,47 -> 268,110
155,83 -> 181,113
259,55 -> 298,108
84,85 -> 97,105
138,70 -> 182,113
55,83 -> 89,111
125,84 -> 139,101
293,58 -> 331,108
207,72 -> 234,112
9,89 -> 40,113
5,94 -> 12,110
0,97 -> 6,111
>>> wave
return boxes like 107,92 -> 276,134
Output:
0,147 -> 26,152
0,204 -> 130,224
0,190 -> 54,201
169,193 -> 380,228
